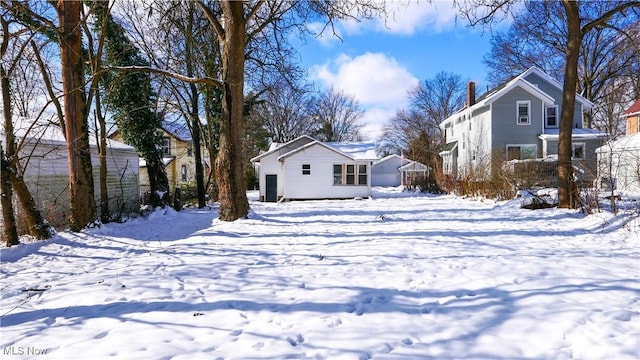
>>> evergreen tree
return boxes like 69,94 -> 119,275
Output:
94,8 -> 169,207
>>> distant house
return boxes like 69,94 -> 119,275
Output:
439,67 -> 607,184
250,136 -> 378,202
4,116 -> 139,227
371,154 -> 409,186
109,121 -> 209,200
371,154 -> 430,187
399,160 -> 430,187
596,99 -> 640,195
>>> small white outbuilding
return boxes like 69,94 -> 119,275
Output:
596,133 -> 640,195
3,116 -> 140,227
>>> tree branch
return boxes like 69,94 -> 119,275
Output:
103,65 -> 224,90
196,1 -> 225,44
582,2 -> 640,34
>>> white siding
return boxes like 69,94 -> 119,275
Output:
597,141 -> 640,195
372,155 -> 403,187
15,138 -> 139,227
256,153 -> 285,200
283,145 -> 370,200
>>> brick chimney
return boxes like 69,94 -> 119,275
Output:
467,81 -> 476,108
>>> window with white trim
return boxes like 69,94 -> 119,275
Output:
333,164 -> 368,186
161,137 -> 171,155
517,101 -> 530,125
545,105 -> 558,128
506,144 -> 537,160
572,143 -> 585,160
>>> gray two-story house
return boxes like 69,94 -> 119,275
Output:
439,67 -> 607,183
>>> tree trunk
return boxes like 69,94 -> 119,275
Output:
2,64 -> 50,241
97,99 -> 110,223
558,1 -> 582,209
56,0 -> 96,230
184,7 -> 206,208
190,84 -> 206,208
1,145 -> 19,247
217,1 -> 249,221
1,63 -> 19,246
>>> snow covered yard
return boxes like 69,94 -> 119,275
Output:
1,188 -> 639,360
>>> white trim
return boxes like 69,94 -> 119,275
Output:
545,105 -> 559,128
572,142 -> 586,160
506,144 -> 537,160
517,100 -> 531,125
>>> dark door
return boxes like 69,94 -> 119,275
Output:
265,175 -> 277,202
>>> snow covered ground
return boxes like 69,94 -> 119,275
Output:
1,188 -> 639,360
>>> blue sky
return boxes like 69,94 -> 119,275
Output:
292,1 -> 509,140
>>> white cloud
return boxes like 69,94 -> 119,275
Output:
359,108 -> 397,141
326,1 -> 459,37
312,52 -> 418,108
311,52 -> 417,141
379,1 -> 458,35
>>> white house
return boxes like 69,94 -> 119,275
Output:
251,136 -> 378,202
3,116 -> 140,227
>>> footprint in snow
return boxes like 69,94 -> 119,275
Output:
286,334 -> 304,346
401,338 -> 413,346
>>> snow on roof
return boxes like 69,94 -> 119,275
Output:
538,127 -> 608,140
324,141 -> 378,160
162,121 -> 192,141
252,136 -> 377,163
399,160 -> 429,171
2,114 -> 134,151
596,133 -> 640,152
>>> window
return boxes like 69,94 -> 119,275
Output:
358,164 -> 367,186
333,164 -> 343,185
546,106 -> 558,128
506,144 -> 537,160
333,164 -> 368,186
517,101 -> 530,125
572,143 -> 585,160
161,137 -> 171,155
187,140 -> 193,157
181,165 -> 187,182
302,164 -> 311,175
346,164 -> 355,185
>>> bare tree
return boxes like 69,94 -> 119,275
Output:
195,0 -> 385,220
1,8 -> 52,242
2,0 -> 97,229
484,1 -> 640,130
310,86 -> 364,142
251,79 -> 316,143
458,0 -> 640,209
80,0 -> 386,221
380,71 -> 466,172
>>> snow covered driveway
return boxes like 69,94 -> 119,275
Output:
1,190 -> 639,359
